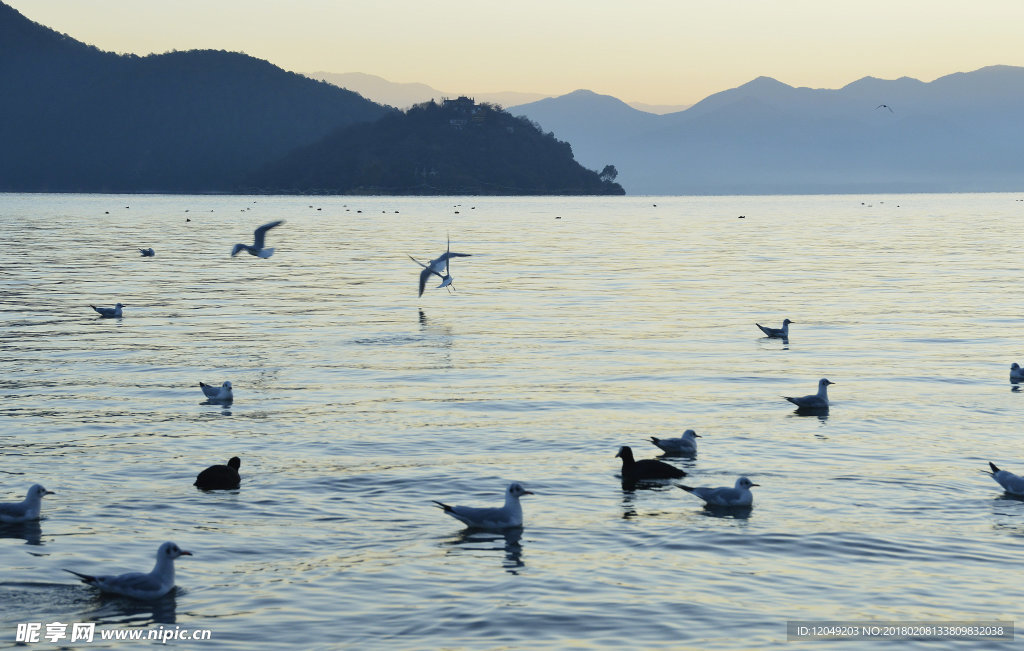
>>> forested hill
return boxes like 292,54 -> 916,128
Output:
249,98 -> 625,195
0,1 -> 390,192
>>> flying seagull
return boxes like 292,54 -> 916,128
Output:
0,484 -> 54,523
432,482 -> 534,529
231,220 -> 284,258
875,104 -> 894,113
64,541 -> 192,600
91,303 -> 124,318
756,318 -> 792,339
408,236 -> 471,297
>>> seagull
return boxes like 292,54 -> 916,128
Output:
199,381 -> 233,403
756,318 -> 792,339
986,462 -> 1024,496
876,104 -> 894,113
409,236 -> 471,297
649,429 -> 700,456
194,457 -> 241,490
138,248 -> 155,257
64,541 -> 192,600
616,446 -> 686,483
784,378 -> 834,411
0,484 -> 54,523
231,220 -> 284,258
1011,363 -> 1024,382
678,476 -> 758,507
90,303 -> 124,318
432,482 -> 533,529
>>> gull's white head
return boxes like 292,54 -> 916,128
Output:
783,319 -> 793,325
158,541 -> 193,561
736,477 -> 759,490
506,483 -> 534,499
819,378 -> 834,387
222,381 -> 232,390
27,484 -> 55,502
682,429 -> 700,440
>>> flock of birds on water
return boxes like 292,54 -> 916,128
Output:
8,216 -> 1024,602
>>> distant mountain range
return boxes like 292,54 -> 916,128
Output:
306,71 -> 690,115
507,68 -> 1024,194
0,2 -> 615,195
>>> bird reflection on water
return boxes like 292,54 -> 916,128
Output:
442,528 -> 525,573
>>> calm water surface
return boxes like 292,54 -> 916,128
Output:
1,193 -> 1023,649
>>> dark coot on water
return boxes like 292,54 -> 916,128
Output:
194,457 -> 241,490
616,446 -> 686,483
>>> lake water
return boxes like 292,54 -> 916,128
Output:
1,192 -> 1022,649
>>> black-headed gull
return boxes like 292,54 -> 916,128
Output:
409,236 -> 471,297
194,457 -> 241,490
616,446 -> 686,483
784,378 -> 834,410
231,220 -> 284,258
649,430 -> 700,456
678,476 -> 758,507
91,303 -> 124,318
433,482 -> 533,529
199,381 -> 233,403
64,541 -> 192,600
1011,363 -> 1023,383
986,462 -> 1024,496
0,484 -> 54,523
756,318 -> 792,339
138,248 -> 155,257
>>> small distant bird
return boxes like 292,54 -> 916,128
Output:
756,319 -> 792,339
649,429 -> 701,456
679,476 -> 758,507
199,381 -> 233,403
432,482 -> 534,529
90,303 -> 124,318
231,220 -> 284,258
986,462 -> 1024,496
409,236 -> 471,297
64,541 -> 192,600
194,457 -> 241,490
1010,363 -> 1024,382
0,484 -> 54,523
616,446 -> 686,483
784,378 -> 834,411
138,248 -> 155,257
876,104 -> 894,113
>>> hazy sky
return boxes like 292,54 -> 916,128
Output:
8,0 -> 1024,105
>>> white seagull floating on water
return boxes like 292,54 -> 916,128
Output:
64,541 -> 192,600
409,236 -> 471,297
91,303 -> 124,318
432,482 -> 533,529
784,378 -> 834,410
0,484 -> 54,523
649,429 -> 701,456
678,476 -> 758,507
231,220 -> 284,258
199,381 -> 233,403
986,462 -> 1024,496
756,318 -> 792,339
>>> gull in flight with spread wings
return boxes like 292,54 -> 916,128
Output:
409,236 -> 471,297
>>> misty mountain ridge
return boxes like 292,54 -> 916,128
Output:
509,65 -> 1024,194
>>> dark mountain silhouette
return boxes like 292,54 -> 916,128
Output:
0,1 -> 390,192
511,67 -> 1024,194
250,98 -> 624,195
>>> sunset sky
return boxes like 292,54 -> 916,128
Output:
7,0 -> 1024,105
